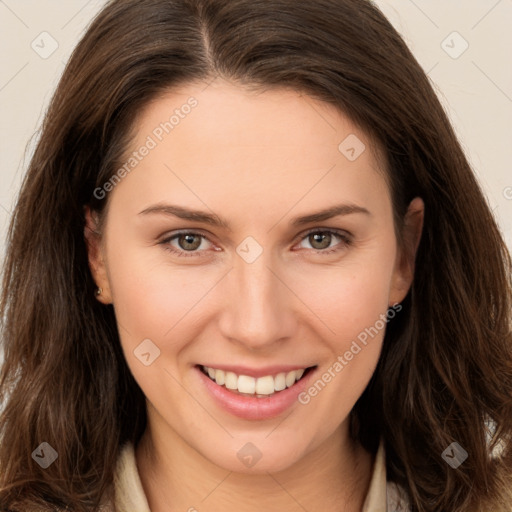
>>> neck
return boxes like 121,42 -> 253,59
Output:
135,413 -> 374,512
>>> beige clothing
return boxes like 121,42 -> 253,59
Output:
105,439 -> 410,511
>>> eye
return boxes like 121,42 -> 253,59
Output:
159,228 -> 352,258
160,231 -> 214,257
296,229 -> 352,254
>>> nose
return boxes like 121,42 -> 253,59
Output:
217,250 -> 297,351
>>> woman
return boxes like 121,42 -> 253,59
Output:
1,0 -> 511,510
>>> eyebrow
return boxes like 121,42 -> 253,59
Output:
138,203 -> 371,229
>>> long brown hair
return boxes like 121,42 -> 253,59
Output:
1,0 -> 511,510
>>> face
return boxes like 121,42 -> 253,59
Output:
86,79 -> 423,474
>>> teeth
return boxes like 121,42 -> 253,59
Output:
274,372 -> 286,391
285,371 -> 296,388
255,375 -> 275,395
214,369 -> 225,386
202,366 -> 309,397
238,375 -> 256,394
224,371 -> 238,390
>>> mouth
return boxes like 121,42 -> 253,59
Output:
197,364 -> 316,398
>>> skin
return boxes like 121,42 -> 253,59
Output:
85,79 -> 424,512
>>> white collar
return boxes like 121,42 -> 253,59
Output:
108,438 -> 410,511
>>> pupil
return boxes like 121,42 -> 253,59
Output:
180,234 -> 201,250
311,233 -> 331,249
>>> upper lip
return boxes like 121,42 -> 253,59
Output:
198,364 -> 316,378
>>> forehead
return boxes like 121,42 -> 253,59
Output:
134,80 -> 372,159
107,80 -> 391,227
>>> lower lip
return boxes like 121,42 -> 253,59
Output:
195,366 -> 317,421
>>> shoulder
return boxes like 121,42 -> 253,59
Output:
363,438 -> 411,511
386,481 -> 411,512
111,441 -> 151,511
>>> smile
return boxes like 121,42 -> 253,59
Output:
200,365 -> 313,398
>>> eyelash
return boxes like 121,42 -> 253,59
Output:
159,228 -> 352,258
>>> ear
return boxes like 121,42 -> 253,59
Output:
389,197 -> 425,306
84,206 -> 113,304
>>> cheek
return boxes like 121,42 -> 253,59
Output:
105,250 -> 215,399
108,252 -> 214,343
289,246 -> 396,341
289,244 -> 396,404
106,219 -> 396,362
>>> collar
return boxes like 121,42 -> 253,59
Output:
109,438 -> 407,511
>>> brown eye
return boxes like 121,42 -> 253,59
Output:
160,231 -> 213,257
177,233 -> 202,251
296,229 -> 351,254
308,232 -> 333,250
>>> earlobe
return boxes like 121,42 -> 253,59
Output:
389,197 -> 425,306
83,206 -> 112,304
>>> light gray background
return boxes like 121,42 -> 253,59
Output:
1,0 -> 511,268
